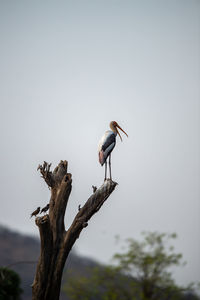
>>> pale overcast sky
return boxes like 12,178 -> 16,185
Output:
0,0 -> 199,287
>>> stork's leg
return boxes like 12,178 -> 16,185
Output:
104,161 -> 107,181
109,154 -> 112,181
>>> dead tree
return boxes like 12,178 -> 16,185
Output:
32,160 -> 117,300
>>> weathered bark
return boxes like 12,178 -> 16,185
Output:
32,160 -> 117,300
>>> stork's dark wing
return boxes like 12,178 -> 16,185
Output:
98,131 -> 116,165
102,132 -> 116,151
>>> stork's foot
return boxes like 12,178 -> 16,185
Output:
104,178 -> 113,182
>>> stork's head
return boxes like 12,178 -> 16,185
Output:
110,121 -> 128,141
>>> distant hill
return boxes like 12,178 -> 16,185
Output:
0,225 -> 98,300
1,225 -> 199,300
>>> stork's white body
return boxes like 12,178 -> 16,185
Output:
98,130 -> 116,166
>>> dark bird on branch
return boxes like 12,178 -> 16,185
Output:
30,207 -> 40,218
98,121 -> 128,181
92,185 -> 97,193
41,204 -> 49,214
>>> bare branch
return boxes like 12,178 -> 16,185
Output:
37,161 -> 54,188
63,179 -> 117,254
52,160 -> 68,185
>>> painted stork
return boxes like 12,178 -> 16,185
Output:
98,121 -> 128,181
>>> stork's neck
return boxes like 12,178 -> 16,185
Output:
110,123 -> 117,135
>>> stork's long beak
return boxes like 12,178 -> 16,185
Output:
116,124 -> 128,141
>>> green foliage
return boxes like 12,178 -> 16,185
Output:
63,266 -> 134,300
63,232 -> 199,300
0,267 -> 23,300
113,232 -> 182,288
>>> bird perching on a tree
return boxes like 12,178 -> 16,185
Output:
98,121 -> 128,181
31,122 -> 128,300
41,204 -> 49,215
30,207 -> 40,218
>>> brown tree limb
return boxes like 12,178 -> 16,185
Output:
32,160 -> 117,300
37,161 -> 54,188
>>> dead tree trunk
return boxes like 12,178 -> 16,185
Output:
32,160 -> 117,300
